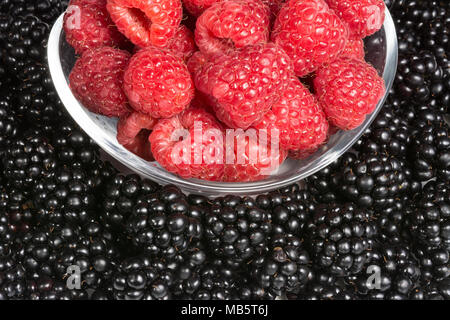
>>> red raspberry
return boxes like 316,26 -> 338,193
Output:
166,25 -> 197,61
149,107 -> 225,181
194,43 -> 294,129
106,0 -> 183,48
64,0 -> 128,54
69,47 -> 131,117
314,57 -> 385,130
117,112 -> 156,161
272,0 -> 348,77
341,37 -> 365,60
326,0 -> 385,38
253,76 -> 329,152
195,0 -> 270,58
182,0 -> 218,16
123,46 -> 195,119
223,129 -> 287,182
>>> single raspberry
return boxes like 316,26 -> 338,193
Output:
117,112 -> 157,145
194,43 -> 294,129
121,130 -> 154,161
182,0 -> 218,16
326,0 -> 385,38
313,57 -> 385,130
64,0 -> 129,54
69,47 -> 131,117
166,25 -> 197,61
123,46 -> 195,119
106,0 -> 183,48
149,107 -> 225,181
195,0 -> 270,58
253,76 -> 329,152
341,37 -> 365,60
224,129 -> 287,182
272,0 -> 348,77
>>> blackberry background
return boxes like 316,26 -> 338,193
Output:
0,0 -> 449,300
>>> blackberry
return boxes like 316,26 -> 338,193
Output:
204,195 -> 272,268
354,105 -> 411,158
2,130 -> 57,195
0,256 -> 27,300
4,0 -> 68,24
126,185 -> 203,261
410,279 -> 450,300
408,181 -> 450,250
101,174 -> 160,232
249,234 -> 313,296
0,15 -> 49,76
346,242 -> 421,300
19,220 -> 120,289
395,50 -> 450,113
26,275 -> 89,300
32,166 -> 98,225
414,244 -> 450,283
0,90 -> 19,157
112,255 -> 173,300
409,121 -> 450,182
375,198 -> 413,245
290,272 -> 356,300
337,152 -> 414,209
305,203 -> 377,277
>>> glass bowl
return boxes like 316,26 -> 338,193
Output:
47,9 -> 398,195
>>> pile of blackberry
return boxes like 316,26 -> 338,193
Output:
0,0 -> 449,301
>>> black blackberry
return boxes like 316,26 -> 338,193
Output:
410,279 -> 450,300
270,188 -> 315,237
249,234 -> 313,296
414,244 -> 449,283
126,185 -> 203,261
354,105 -> 411,158
346,242 -> 421,300
306,153 -> 355,204
0,14 -> 49,76
111,255 -> 173,300
204,195 -> 272,268
101,174 -> 160,232
0,186 -> 35,236
2,130 -> 57,195
408,181 -> 450,250
337,152 -> 414,209
26,275 -> 89,300
409,121 -> 450,182
305,203 -> 377,277
0,90 -> 19,157
0,256 -> 27,300
4,0 -> 68,24
19,220 -> 120,289
290,272 -> 356,300
395,50 -> 450,114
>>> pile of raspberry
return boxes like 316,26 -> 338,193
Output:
66,0 -> 386,182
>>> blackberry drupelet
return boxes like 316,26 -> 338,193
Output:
249,234 -> 313,296
204,195 -> 272,268
346,242 -> 421,300
19,220 -> 120,289
126,185 -> 203,261
101,174 -> 160,232
112,255 -> 173,300
2,130 -> 57,195
337,152 -> 414,209
305,203 -> 377,277
409,121 -> 450,182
